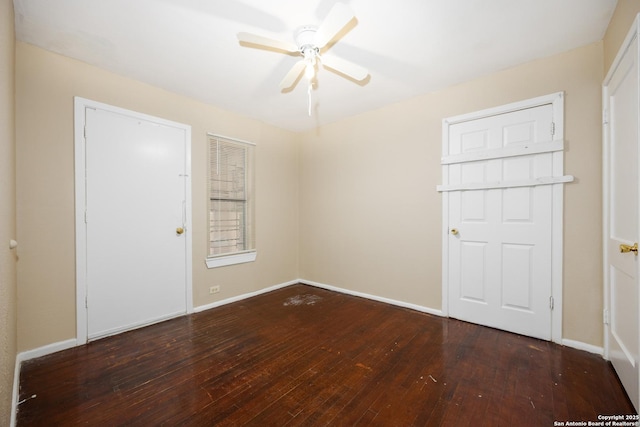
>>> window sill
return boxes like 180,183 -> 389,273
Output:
205,251 -> 257,269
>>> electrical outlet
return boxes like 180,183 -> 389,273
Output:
209,285 -> 220,294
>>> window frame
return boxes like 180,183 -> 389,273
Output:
205,133 -> 256,269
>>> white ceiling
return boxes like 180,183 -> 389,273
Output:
13,0 -> 617,132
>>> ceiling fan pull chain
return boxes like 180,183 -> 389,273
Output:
307,82 -> 312,117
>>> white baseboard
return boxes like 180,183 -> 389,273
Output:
11,338 -> 77,427
193,279 -> 298,313
300,280 -> 606,357
299,279 -> 445,318
10,353 -> 19,427
193,278 -> 445,319
17,338 -> 78,363
562,338 -> 604,356
11,279 -> 602,427
11,279 -> 300,425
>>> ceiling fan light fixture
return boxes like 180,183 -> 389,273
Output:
305,62 -> 315,80
302,46 -> 317,80
237,2 -> 368,96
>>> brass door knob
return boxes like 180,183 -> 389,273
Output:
176,227 -> 184,235
619,243 -> 638,255
451,228 -> 459,236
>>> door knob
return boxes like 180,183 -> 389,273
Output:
619,243 -> 638,255
176,227 -> 184,235
450,228 -> 459,236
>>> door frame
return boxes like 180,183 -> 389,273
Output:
440,92 -> 565,344
602,12 -> 639,377
73,97 -> 193,345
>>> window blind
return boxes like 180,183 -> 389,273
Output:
208,135 -> 255,257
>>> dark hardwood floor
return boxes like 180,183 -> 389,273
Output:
17,284 -> 635,426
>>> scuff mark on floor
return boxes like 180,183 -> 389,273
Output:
355,363 -> 373,371
284,294 -> 323,306
201,386 -> 213,403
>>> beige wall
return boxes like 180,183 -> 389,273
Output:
15,42 -> 299,352
13,4 -> 625,357
603,0 -> 640,73
0,0 -> 16,424
299,42 -> 604,346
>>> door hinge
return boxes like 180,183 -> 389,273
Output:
603,108 -> 609,126
550,122 -> 555,136
603,308 -> 610,325
84,210 -> 88,223
549,296 -> 554,310
85,296 -> 88,309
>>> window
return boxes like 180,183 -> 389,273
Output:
206,134 -> 256,268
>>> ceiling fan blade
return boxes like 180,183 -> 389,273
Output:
321,55 -> 368,81
237,32 -> 298,53
314,2 -> 356,49
279,60 -> 307,90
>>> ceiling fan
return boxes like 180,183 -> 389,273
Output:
237,2 -> 369,92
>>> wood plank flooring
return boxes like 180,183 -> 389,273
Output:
17,284 -> 635,426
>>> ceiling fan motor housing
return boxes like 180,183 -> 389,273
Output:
294,25 -> 319,52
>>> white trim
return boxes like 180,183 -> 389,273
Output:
10,280 -> 605,426
299,279 -> 445,317
603,13 -> 640,364
550,92 -> 566,345
205,250 -> 257,269
441,119 -> 451,318
74,97 -> 193,345
444,92 -> 565,125
436,175 -> 574,192
74,98 -> 87,344
194,279 -> 297,313
604,15 -> 640,85
602,78 -> 611,360
296,285 -> 602,357
16,338 -> 77,363
441,140 -> 565,165
562,339 -> 604,356
441,92 -> 565,344
10,355 -> 19,427
10,338 -> 90,426
184,124 -> 194,320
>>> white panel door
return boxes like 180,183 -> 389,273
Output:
85,107 -> 189,340
604,26 -> 639,412
447,104 -> 554,340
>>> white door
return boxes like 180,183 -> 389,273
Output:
443,101 -> 562,341
604,21 -> 639,412
77,101 -> 191,341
